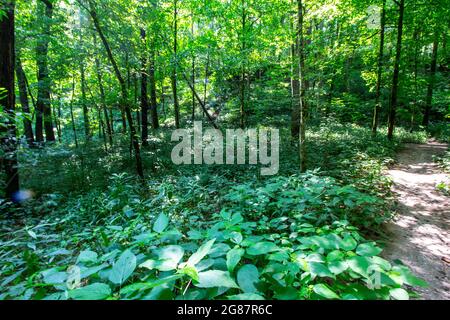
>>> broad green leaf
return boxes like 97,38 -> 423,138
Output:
390,288 -> 409,300
228,293 -> 265,300
153,213 -> 169,233
196,270 -> 239,288
356,243 -> 382,257
187,239 -> 216,266
309,262 -> 334,278
339,236 -> 357,251
313,284 -> 340,300
237,264 -> 259,293
347,256 -> 370,277
226,248 -> 244,272
109,250 -> 136,285
247,242 -> 278,255
77,250 -> 98,264
121,274 -> 182,295
69,283 -> 111,300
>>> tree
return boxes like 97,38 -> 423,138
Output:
85,0 -> 144,179
387,0 -> 405,141
297,0 -> 307,172
372,0 -> 386,136
140,28 -> 149,146
171,0 -> 180,129
36,0 -> 56,143
422,30 -> 439,127
15,54 -> 35,146
0,0 -> 20,200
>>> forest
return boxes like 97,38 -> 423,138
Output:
0,0 -> 449,301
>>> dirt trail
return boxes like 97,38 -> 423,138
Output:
382,140 -> 449,300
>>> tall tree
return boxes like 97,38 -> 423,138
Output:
171,0 -> 180,128
0,0 -> 20,200
422,30 -> 439,127
372,0 -> 386,136
149,44 -> 159,130
86,0 -> 144,178
36,0 -> 55,142
140,28 -> 149,146
15,54 -> 35,146
387,0 -> 405,141
297,0 -> 307,172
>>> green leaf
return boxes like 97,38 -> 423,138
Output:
77,250 -> 98,264
356,243 -> 382,257
328,260 -> 348,275
228,293 -> 265,300
247,242 -> 278,255
339,236 -> 357,251
196,270 -> 239,288
153,213 -> 169,233
237,264 -> 259,293
226,248 -> 245,273
309,262 -> 334,278
156,245 -> 184,271
121,274 -> 182,295
69,283 -> 111,300
347,256 -> 370,277
179,265 -> 199,282
390,288 -> 409,300
313,284 -> 340,300
187,239 -> 216,266
109,250 -> 136,285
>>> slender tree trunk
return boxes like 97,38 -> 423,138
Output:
387,0 -> 405,141
291,0 -> 300,138
372,0 -> 386,136
36,0 -> 55,143
69,79 -> 79,148
191,13 -> 196,121
203,48 -> 210,110
149,46 -> 159,129
80,62 -> 91,140
297,0 -> 307,172
422,30 -> 439,127
88,0 -> 144,179
240,0 -> 247,129
15,55 -> 35,146
172,0 -> 180,128
140,29 -> 149,146
0,0 -> 19,200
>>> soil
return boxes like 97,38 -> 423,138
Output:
382,140 -> 449,300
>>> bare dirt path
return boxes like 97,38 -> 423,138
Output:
382,140 -> 449,300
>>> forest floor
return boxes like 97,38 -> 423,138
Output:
383,140 -> 450,300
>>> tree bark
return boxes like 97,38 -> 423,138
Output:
372,0 -> 386,136
140,29 -> 149,146
290,0 -> 300,138
297,0 -> 307,172
422,30 -> 439,127
149,45 -> 159,129
171,0 -> 180,128
0,0 -> 20,200
387,0 -> 405,141
36,0 -> 55,143
15,55 -> 35,146
80,61 -> 91,140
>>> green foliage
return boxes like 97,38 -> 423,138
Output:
0,170 -> 426,300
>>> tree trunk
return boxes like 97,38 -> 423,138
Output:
240,0 -> 247,129
422,30 -> 439,127
15,55 -> 35,146
149,46 -> 159,129
297,0 -> 307,172
172,0 -> 180,128
36,0 -> 55,143
140,29 -> 149,146
290,0 -> 300,138
0,0 -> 20,200
387,0 -> 405,141
69,79 -> 79,148
87,0 -> 144,179
372,0 -> 386,136
80,62 -> 91,140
